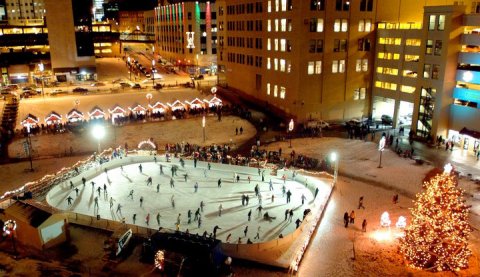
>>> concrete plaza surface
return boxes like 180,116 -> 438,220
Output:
46,156 -> 331,247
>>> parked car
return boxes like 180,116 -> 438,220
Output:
381,114 -> 393,125
119,82 -> 131,88
73,87 -> 89,93
131,83 -> 142,89
50,89 -> 64,95
91,82 -> 106,87
153,83 -> 163,90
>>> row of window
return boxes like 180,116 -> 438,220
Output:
225,2 -> 263,15
307,38 -> 370,53
375,81 -> 416,94
307,61 -> 322,75
267,0 -> 293,13
227,37 -> 263,49
267,57 -> 291,73
267,38 -> 291,52
426,39 -> 442,56
267,83 -> 287,99
226,52 -> 263,68
310,0 -> 373,12
267,19 -> 293,32
428,15 -> 446,31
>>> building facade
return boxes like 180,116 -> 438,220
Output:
5,0 -> 45,26
154,0 -> 217,74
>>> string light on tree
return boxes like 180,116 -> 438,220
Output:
399,164 -> 472,272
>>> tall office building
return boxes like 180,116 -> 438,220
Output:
154,0 -> 217,74
5,0 -> 46,25
93,0 -> 105,22
44,0 -> 96,81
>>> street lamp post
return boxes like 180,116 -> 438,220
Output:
25,124 -> 34,172
127,57 -> 132,81
152,60 -> 156,87
38,63 -> 45,99
378,135 -> 386,168
202,115 -> 206,142
92,125 -> 106,154
288,119 -> 294,148
331,152 -> 338,185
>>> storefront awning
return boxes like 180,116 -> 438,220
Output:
459,127 -> 480,139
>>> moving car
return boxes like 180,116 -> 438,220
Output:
73,87 -> 88,93
381,115 -> 393,125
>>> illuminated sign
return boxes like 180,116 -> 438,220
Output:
186,32 -> 195,48
463,71 -> 473,82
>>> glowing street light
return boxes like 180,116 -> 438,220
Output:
202,115 -> 206,142
152,59 -> 156,87
331,152 -> 338,185
38,62 -> 45,99
288,119 -> 294,148
127,57 -> 132,81
92,125 -> 106,154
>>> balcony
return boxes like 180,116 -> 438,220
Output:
456,69 -> 480,85
453,87 -> 480,104
449,104 -> 480,131
461,33 -> 480,46
458,52 -> 480,65
463,14 -> 480,27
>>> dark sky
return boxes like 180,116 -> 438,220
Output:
113,0 -> 158,10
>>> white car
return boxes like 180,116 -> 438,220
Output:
50,89 -> 63,94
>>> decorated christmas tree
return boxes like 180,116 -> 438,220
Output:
400,164 -> 472,272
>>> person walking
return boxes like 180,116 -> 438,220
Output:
349,210 -> 355,224
314,187 -> 319,199
187,210 -> 192,224
176,213 -> 181,225
94,196 -> 99,209
198,216 -> 202,228
243,226 -> 248,237
170,178 -> 175,188
208,163 -> 211,170
218,178 -> 222,188
139,196 -> 144,207
245,195 -> 250,205
157,183 -> 160,193
116,203 -> 122,214
362,219 -> 367,232
271,194 -> 275,203
194,208 -> 200,221
147,176 -> 152,186
301,194 -> 306,205
269,179 -> 273,191
128,189 -> 134,199
109,197 -> 114,209
289,209 -> 294,222
236,174 -> 240,183
70,181 -> 74,189
82,177 -> 86,186
171,195 -> 175,208
97,186 -> 102,197
254,226 -> 261,239
218,204 -> 223,217
213,225 -> 221,239
295,218 -> 302,229
226,233 -> 232,242
75,187 -> 79,196
254,184 -> 259,196
286,190 -> 292,203
343,211 -> 349,228
138,164 -> 143,173
200,201 -> 205,212
284,209 -> 289,221
160,164 -> 163,174
235,127 -> 238,135
66,196 -> 73,205
240,126 -> 243,134
392,194 -> 399,204
247,176 -> 251,184
132,214 -> 137,224
282,185 -> 286,197
248,209 -> 252,221
358,196 -> 365,209
241,194 -> 246,206
194,182 -> 199,193
156,213 -> 161,225
256,205 -> 263,216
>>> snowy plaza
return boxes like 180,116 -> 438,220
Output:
46,154 -> 333,246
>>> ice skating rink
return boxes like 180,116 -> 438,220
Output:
46,156 -> 332,243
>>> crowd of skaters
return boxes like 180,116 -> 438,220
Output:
62,153 -> 321,244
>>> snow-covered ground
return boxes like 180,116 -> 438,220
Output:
46,157 -> 330,244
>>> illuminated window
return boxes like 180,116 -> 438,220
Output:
359,20 -> 365,32
317,18 -> 324,32
426,39 -> 433,54
280,59 -> 286,71
280,39 -> 286,51
406,39 -> 421,46
281,0 -> 287,11
434,40 -> 442,56
334,19 -> 341,32
274,39 -> 279,51
403,70 -> 417,78
268,0 -> 272,12
375,81 -> 397,91
339,60 -> 346,73
308,61 -> 315,75
405,54 -> 419,62
362,59 -> 368,72
274,58 -> 278,70
315,61 -> 322,74
280,86 -> 286,99
275,0 -> 280,12
438,15 -> 445,30
365,19 -> 372,31
423,64 -> 431,78
287,60 -> 292,73
267,20 -> 271,32
267,38 -> 271,50
428,15 -> 436,31
267,83 -> 271,95
401,85 -> 415,94
274,19 -> 278,31
274,85 -> 278,97
267,57 -> 271,69
356,60 -> 362,72
281,19 -> 287,31
332,60 -> 339,73
341,19 -> 348,32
